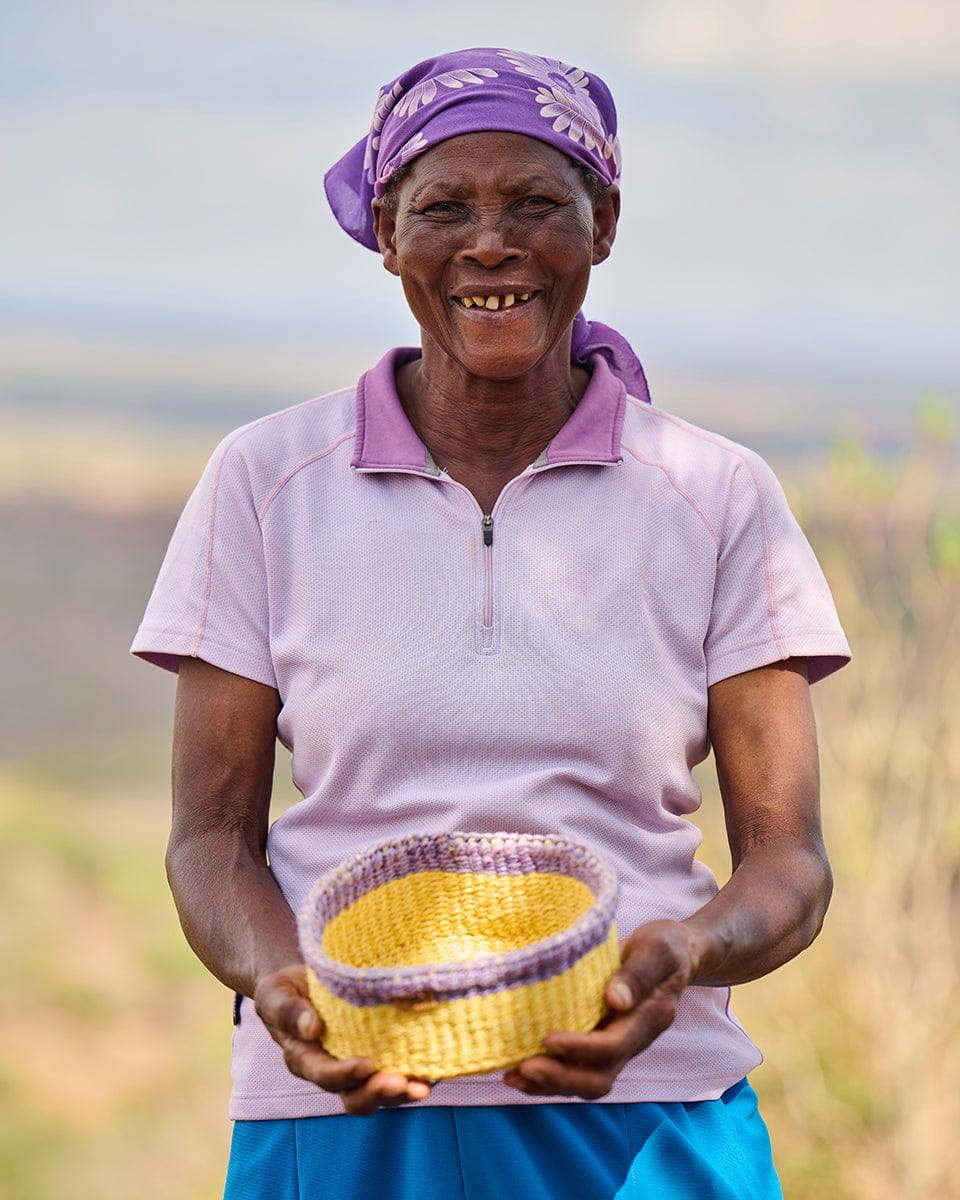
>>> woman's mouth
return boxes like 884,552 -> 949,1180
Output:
455,292 -> 533,311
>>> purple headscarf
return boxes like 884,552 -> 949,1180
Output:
325,48 -> 650,402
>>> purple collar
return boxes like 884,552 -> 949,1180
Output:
351,347 -> 627,472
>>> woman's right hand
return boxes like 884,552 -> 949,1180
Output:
253,965 -> 433,1116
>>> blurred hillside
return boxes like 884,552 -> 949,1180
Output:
1,325 -> 939,450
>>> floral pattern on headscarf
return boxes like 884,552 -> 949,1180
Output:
394,67 -> 499,118
533,86 -> 605,152
496,50 -> 591,92
497,51 -> 610,160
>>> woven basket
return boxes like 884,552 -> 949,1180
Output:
297,831 -> 619,1080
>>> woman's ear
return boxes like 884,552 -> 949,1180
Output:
371,201 -> 401,276
592,185 -> 620,266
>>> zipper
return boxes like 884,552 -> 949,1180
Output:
430,470 -> 522,654
480,513 -> 495,649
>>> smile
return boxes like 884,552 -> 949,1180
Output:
456,292 -> 533,311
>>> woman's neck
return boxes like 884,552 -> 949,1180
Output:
396,346 -> 589,512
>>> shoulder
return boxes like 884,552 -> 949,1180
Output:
623,394 -> 770,473
620,395 -> 786,511
203,385 -> 358,507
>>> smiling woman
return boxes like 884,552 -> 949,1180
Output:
131,46 -> 850,1200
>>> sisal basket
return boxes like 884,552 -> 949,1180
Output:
297,831 -> 619,1080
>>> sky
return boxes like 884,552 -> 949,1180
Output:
2,0 -> 958,381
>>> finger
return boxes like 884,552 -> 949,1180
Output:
339,1072 -> 432,1116
503,1067 -> 577,1098
605,964 -> 685,1015
255,975 -> 322,1040
605,975 -> 636,1012
609,922 -> 695,1011
271,1029 -> 378,1091
542,994 -> 680,1065
506,1056 -> 615,1101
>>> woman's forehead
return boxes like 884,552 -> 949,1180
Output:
400,131 -> 583,192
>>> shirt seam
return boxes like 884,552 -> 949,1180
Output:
624,399 -> 786,657
173,632 -> 276,668
621,444 -> 721,549
190,390 -> 356,658
710,630 -> 840,659
257,430 -> 357,521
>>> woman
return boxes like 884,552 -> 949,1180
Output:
133,49 -> 850,1199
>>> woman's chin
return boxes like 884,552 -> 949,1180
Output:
430,327 -> 571,385
459,353 -> 558,385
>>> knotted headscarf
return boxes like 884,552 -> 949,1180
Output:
325,48 -> 650,402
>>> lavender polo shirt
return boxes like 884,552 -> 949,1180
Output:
132,347 -> 850,1118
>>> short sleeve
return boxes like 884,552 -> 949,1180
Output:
130,432 -> 277,687
704,449 -> 850,686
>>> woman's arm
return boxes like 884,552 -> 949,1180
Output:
169,656 -> 431,1114
678,656 -> 831,985
169,656 -> 291,992
504,657 -> 831,1099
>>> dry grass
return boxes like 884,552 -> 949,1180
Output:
0,775 -> 231,1200
696,406 -> 960,1198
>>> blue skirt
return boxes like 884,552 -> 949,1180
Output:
223,1079 -> 782,1199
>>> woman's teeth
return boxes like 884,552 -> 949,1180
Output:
458,293 -> 531,310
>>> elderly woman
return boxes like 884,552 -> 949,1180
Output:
133,48 -> 849,1200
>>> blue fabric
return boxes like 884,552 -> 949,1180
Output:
223,1079 -> 782,1199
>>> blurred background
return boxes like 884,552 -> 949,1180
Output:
1,1 -> 957,1196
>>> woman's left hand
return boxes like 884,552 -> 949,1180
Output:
503,919 -> 699,1099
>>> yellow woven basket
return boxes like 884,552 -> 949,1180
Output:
297,831 -> 620,1080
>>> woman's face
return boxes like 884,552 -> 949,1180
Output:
373,132 -> 618,383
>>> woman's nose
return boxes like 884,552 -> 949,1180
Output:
457,215 -> 525,268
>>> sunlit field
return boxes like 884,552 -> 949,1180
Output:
1,402 -> 956,1199
696,403 -> 960,1200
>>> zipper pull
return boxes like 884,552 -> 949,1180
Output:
482,514 -> 494,546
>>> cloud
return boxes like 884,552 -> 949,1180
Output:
628,0 -> 959,78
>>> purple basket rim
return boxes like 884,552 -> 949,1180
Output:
297,831 -> 618,1005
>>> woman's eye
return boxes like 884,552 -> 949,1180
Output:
423,201 -> 462,216
521,195 -> 555,208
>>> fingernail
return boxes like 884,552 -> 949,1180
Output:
297,1010 -> 318,1038
609,981 -> 633,1008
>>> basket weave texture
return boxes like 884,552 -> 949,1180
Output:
298,831 -> 619,1080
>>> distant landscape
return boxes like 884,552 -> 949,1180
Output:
3,325 -> 941,453
2,327 -> 958,1198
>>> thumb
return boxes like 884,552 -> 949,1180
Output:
606,920 -> 696,1014
255,966 -> 324,1041
295,1005 -> 323,1041
605,934 -> 652,1012
605,972 -> 636,1012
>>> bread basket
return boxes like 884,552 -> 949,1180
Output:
297,831 -> 619,1080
